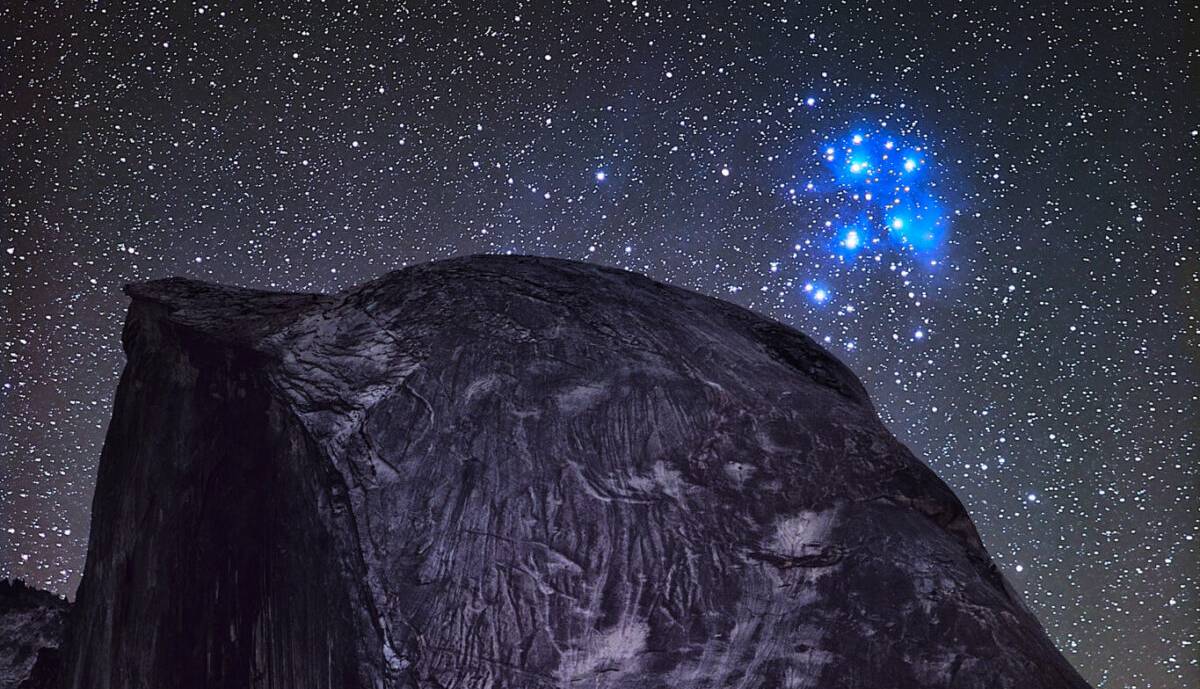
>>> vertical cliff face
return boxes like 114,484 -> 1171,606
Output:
57,256 -> 1091,688
57,284 -> 381,689
0,580 -> 69,689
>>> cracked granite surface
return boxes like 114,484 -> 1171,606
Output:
57,255 -> 1090,688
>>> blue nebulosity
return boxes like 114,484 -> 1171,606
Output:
783,127 -> 953,317
818,129 -> 949,259
887,193 -> 948,253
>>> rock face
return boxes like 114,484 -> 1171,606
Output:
59,255 -> 1090,688
0,580 -> 69,689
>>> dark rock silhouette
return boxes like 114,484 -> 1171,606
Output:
56,256 -> 1091,688
0,580 -> 69,689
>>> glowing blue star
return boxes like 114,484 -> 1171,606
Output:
843,230 -> 861,250
595,170 -> 606,181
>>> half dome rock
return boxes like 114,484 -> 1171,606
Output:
59,256 -> 1090,689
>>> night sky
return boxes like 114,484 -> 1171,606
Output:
1,2 -> 1196,686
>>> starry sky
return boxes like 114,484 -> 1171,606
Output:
1,2 -> 1196,686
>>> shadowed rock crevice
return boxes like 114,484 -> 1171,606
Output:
53,255 -> 1090,689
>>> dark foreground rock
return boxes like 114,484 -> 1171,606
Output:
57,256 -> 1090,688
0,580 -> 69,689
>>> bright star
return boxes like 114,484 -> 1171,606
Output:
903,159 -> 917,172
843,230 -> 860,249
595,170 -> 606,181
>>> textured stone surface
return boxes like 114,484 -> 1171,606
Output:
0,580 -> 69,689
58,255 -> 1091,688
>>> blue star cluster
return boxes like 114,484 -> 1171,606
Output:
822,131 -> 947,255
791,127 -> 951,305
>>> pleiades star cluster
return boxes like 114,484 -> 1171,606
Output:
0,3 -> 1195,687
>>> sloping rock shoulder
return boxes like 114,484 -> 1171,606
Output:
0,580 -> 69,689
59,255 -> 1091,688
